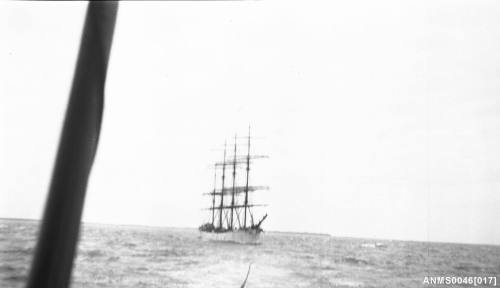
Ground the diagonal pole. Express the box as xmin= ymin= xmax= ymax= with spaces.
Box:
xmin=26 ymin=2 xmax=118 ymax=288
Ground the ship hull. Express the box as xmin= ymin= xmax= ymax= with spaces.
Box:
xmin=200 ymin=229 xmax=262 ymax=245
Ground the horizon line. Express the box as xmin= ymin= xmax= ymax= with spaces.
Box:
xmin=1 ymin=216 xmax=498 ymax=247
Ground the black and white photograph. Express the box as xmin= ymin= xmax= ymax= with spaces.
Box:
xmin=1 ymin=1 xmax=499 ymax=287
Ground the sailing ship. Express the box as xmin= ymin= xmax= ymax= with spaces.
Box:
xmin=199 ymin=129 xmax=268 ymax=244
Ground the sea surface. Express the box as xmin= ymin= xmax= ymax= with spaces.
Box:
xmin=1 ymin=218 xmax=499 ymax=288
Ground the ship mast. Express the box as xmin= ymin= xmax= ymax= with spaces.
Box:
xmin=230 ymin=134 xmax=237 ymax=230
xmin=219 ymin=142 xmax=227 ymax=230
xmin=243 ymin=127 xmax=251 ymax=229
xmin=203 ymin=130 xmax=268 ymax=232
xmin=211 ymin=164 xmax=217 ymax=226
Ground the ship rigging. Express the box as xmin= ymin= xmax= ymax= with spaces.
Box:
xmin=199 ymin=128 xmax=268 ymax=243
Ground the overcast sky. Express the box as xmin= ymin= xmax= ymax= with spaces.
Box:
xmin=1 ymin=1 xmax=500 ymax=245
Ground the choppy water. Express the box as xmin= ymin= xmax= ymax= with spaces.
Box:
xmin=1 ymin=218 xmax=499 ymax=288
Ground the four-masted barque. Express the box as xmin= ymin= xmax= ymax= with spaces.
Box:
xmin=199 ymin=129 xmax=268 ymax=244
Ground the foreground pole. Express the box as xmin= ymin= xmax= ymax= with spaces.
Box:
xmin=26 ymin=2 xmax=117 ymax=287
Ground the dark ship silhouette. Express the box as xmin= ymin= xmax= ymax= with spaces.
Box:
xmin=199 ymin=128 xmax=268 ymax=244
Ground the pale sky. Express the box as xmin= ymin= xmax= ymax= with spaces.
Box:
xmin=1 ymin=1 xmax=500 ymax=245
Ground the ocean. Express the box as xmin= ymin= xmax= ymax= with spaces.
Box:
xmin=1 ymin=218 xmax=499 ymax=288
